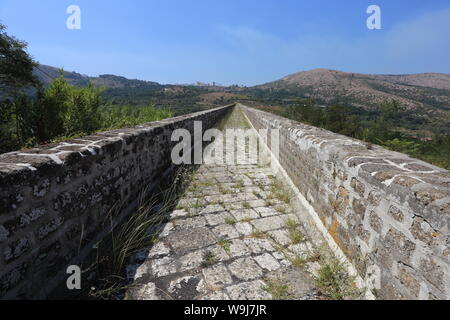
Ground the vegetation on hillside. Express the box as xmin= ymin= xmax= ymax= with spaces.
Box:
xmin=270 ymin=98 xmax=450 ymax=170
xmin=0 ymin=76 xmax=173 ymax=154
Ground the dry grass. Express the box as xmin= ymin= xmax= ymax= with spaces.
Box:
xmin=263 ymin=278 xmax=291 ymax=300
xmin=85 ymin=167 xmax=195 ymax=299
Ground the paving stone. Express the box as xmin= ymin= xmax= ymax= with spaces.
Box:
xmin=180 ymin=249 xmax=205 ymax=271
xmin=228 ymin=239 xmax=251 ymax=257
xmin=254 ymin=253 xmax=281 ymax=271
xmin=272 ymin=251 xmax=292 ymax=267
xmin=251 ymin=216 xmax=286 ymax=232
xmin=133 ymin=263 xmax=149 ymax=280
xmin=173 ymin=216 xmax=207 ymax=229
xmin=177 ymin=198 xmax=206 ymax=209
xmin=234 ymin=193 xmax=259 ymax=202
xmin=165 ymin=227 xmax=217 ymax=254
xmin=255 ymin=207 xmax=280 ymax=217
xmin=147 ymin=241 xmax=171 ymax=258
xmin=167 ymin=275 xmax=203 ymax=300
xmin=212 ymin=224 xmax=240 ymax=239
xmin=170 ymin=209 xmax=188 ymax=219
xmin=228 ymin=257 xmax=263 ymax=281
xmin=247 ymin=199 xmax=267 ymax=207
xmin=202 ymin=263 xmax=233 ymax=287
xmin=243 ymin=238 xmax=276 ymax=254
xmin=204 ymin=244 xmax=231 ymax=262
xmin=268 ymin=229 xmax=292 ymax=246
xmin=151 ymin=256 xmax=178 ymax=277
xmin=230 ymin=208 xmax=260 ymax=220
xmin=235 ymin=222 xmax=254 ymax=236
xmin=204 ymin=212 xmax=234 ymax=226
xmin=226 ymin=280 xmax=272 ymax=300
xmin=199 ymin=205 xmax=225 ymax=215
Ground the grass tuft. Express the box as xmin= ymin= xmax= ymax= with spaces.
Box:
xmin=224 ymin=217 xmax=237 ymax=225
xmin=217 ymin=238 xmax=231 ymax=254
xmin=263 ymin=278 xmax=291 ymax=300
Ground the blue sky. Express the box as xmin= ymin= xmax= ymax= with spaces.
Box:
xmin=1 ymin=0 xmax=450 ymax=85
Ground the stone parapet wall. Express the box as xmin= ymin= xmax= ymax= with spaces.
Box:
xmin=0 ymin=104 xmax=233 ymax=299
xmin=241 ymin=104 xmax=450 ymax=299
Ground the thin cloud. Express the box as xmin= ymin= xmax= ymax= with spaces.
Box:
xmin=216 ymin=7 xmax=450 ymax=80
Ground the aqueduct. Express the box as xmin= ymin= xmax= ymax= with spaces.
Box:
xmin=0 ymin=104 xmax=448 ymax=299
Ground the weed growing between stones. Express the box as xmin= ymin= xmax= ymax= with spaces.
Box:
xmin=286 ymin=218 xmax=304 ymax=245
xmin=249 ymin=230 xmax=266 ymax=239
xmin=312 ymin=249 xmax=364 ymax=300
xmin=201 ymin=250 xmax=218 ymax=267
xmin=240 ymin=217 xmax=253 ymax=223
xmin=268 ymin=179 xmax=293 ymax=204
xmin=262 ymin=277 xmax=291 ymax=300
xmin=79 ymin=167 xmax=197 ymax=300
xmin=217 ymin=238 xmax=231 ymax=254
xmin=224 ymin=217 xmax=237 ymax=225
xmin=290 ymin=254 xmax=307 ymax=269
xmin=233 ymin=180 xmax=244 ymax=189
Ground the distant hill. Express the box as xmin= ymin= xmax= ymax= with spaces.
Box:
xmin=31 ymin=65 xmax=450 ymax=122
xmin=254 ymin=69 xmax=450 ymax=116
xmin=32 ymin=64 xmax=219 ymax=115
xmin=34 ymin=64 xmax=161 ymax=88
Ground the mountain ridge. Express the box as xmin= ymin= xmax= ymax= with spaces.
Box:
xmin=34 ymin=64 xmax=450 ymax=119
xmin=255 ymin=68 xmax=450 ymax=115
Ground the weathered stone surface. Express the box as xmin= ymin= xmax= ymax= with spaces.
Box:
xmin=419 ymin=257 xmax=445 ymax=292
xmin=410 ymin=217 xmax=437 ymax=245
xmin=0 ymin=105 xmax=233 ymax=298
xmin=228 ymin=257 xmax=263 ymax=281
xmin=251 ymin=216 xmax=285 ymax=232
xmin=254 ymin=253 xmax=281 ymax=271
xmin=352 ymin=198 xmax=367 ymax=219
xmin=241 ymin=104 xmax=450 ymax=300
xmin=226 ymin=280 xmax=271 ymax=300
xmin=202 ymin=264 xmax=233 ymax=288
xmin=121 ymin=109 xmax=324 ymax=301
xmin=369 ymin=211 xmax=383 ymax=234
xmin=164 ymin=227 xmax=217 ymax=254
xmin=2 ymin=103 xmax=448 ymax=300
xmin=388 ymin=205 xmax=404 ymax=222
xmin=351 ymin=177 xmax=366 ymax=196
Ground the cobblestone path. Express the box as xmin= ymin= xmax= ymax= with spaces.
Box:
xmin=126 ymin=108 xmax=323 ymax=300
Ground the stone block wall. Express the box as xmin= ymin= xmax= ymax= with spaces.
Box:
xmin=0 ymin=104 xmax=233 ymax=299
xmin=241 ymin=104 xmax=450 ymax=300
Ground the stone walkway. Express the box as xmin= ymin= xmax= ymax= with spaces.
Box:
xmin=126 ymin=109 xmax=323 ymax=300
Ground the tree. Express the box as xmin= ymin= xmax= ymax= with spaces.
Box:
xmin=325 ymin=104 xmax=352 ymax=133
xmin=0 ymin=23 xmax=38 ymax=93
xmin=0 ymin=23 xmax=40 ymax=152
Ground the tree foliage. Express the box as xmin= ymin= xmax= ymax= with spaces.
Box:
xmin=0 ymin=75 xmax=173 ymax=154
xmin=0 ymin=23 xmax=38 ymax=92
xmin=279 ymin=99 xmax=450 ymax=170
